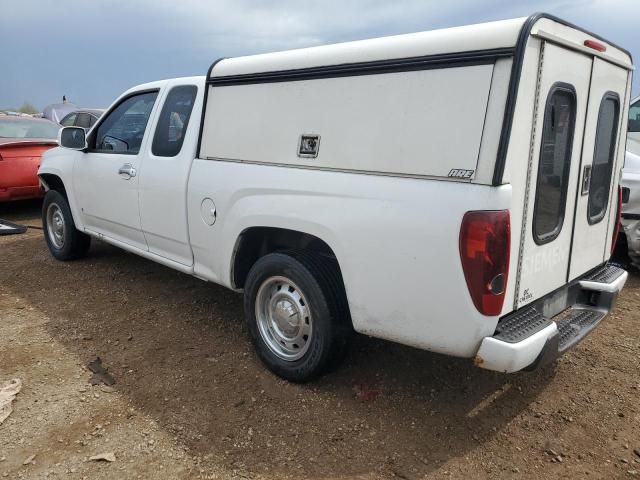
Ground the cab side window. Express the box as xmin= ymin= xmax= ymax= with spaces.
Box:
xmin=151 ymin=85 xmax=197 ymax=157
xmin=93 ymin=91 xmax=158 ymax=154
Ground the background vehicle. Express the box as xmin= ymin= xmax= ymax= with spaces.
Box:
xmin=39 ymin=14 xmax=631 ymax=382
xmin=620 ymin=151 xmax=640 ymax=267
xmin=0 ymin=111 xmax=33 ymax=117
xmin=42 ymin=100 xmax=77 ymax=123
xmin=59 ymin=109 xmax=105 ymax=130
xmin=0 ymin=116 xmax=59 ymax=202
xmin=628 ymin=95 xmax=640 ymax=156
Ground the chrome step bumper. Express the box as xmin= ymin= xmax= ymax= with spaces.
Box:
xmin=475 ymin=263 xmax=627 ymax=373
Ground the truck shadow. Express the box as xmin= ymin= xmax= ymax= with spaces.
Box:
xmin=0 ymin=199 xmax=42 ymax=224
xmin=4 ymin=236 xmax=557 ymax=478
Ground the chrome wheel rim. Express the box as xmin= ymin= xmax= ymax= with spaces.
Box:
xmin=46 ymin=203 xmax=65 ymax=249
xmin=255 ymin=276 xmax=312 ymax=361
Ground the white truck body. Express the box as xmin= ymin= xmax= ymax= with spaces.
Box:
xmin=623 ymin=96 xmax=640 ymax=265
xmin=628 ymin=95 xmax=640 ymax=156
xmin=621 ymin=151 xmax=640 ymax=267
xmin=39 ymin=13 xmax=632 ymax=379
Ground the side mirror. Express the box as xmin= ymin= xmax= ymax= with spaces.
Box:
xmin=59 ymin=126 xmax=87 ymax=150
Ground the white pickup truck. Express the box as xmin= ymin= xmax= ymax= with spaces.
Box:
xmin=39 ymin=13 xmax=632 ymax=382
xmin=621 ymin=151 xmax=640 ymax=267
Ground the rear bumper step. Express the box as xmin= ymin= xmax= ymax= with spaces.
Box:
xmin=475 ymin=263 xmax=627 ymax=373
xmin=557 ymin=309 xmax=606 ymax=352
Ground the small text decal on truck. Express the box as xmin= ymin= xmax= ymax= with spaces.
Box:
xmin=519 ymin=288 xmax=534 ymax=304
xmin=448 ymin=169 xmax=474 ymax=179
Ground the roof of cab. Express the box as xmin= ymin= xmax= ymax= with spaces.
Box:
xmin=122 ymin=76 xmax=206 ymax=96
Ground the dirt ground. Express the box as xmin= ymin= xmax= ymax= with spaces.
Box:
xmin=0 ymin=200 xmax=639 ymax=480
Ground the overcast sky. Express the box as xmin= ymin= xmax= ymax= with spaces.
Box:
xmin=1 ymin=0 xmax=638 ymax=110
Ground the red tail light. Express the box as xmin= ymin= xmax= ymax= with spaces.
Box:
xmin=459 ymin=210 xmax=510 ymax=316
xmin=611 ymin=186 xmax=623 ymax=254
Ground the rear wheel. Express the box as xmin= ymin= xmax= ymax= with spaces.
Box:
xmin=42 ymin=190 xmax=91 ymax=260
xmin=244 ymin=252 xmax=351 ymax=382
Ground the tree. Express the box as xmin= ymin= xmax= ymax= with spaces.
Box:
xmin=17 ymin=102 xmax=39 ymax=115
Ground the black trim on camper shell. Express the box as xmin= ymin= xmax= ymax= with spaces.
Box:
xmin=491 ymin=12 xmax=633 ymax=186
xmin=196 ymin=58 xmax=226 ymax=160
xmin=206 ymin=48 xmax=514 ymax=86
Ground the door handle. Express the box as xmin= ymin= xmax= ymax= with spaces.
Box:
xmin=581 ymin=165 xmax=592 ymax=196
xmin=118 ymin=164 xmax=137 ymax=178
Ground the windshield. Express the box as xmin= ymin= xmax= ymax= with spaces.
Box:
xmin=0 ymin=118 xmax=60 ymax=139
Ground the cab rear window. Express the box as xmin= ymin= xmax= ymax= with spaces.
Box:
xmin=532 ymin=84 xmax=577 ymax=244
xmin=152 ymin=85 xmax=197 ymax=157
xmin=588 ymin=93 xmax=620 ymax=224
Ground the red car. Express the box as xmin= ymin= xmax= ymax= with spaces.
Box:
xmin=0 ymin=116 xmax=60 ymax=202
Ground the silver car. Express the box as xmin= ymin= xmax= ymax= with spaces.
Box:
xmin=59 ymin=109 xmax=104 ymax=130
xmin=629 ymin=95 xmax=640 ymax=157
xmin=621 ymin=150 xmax=640 ymax=268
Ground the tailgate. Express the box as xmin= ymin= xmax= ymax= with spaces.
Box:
xmin=514 ymin=41 xmax=631 ymax=309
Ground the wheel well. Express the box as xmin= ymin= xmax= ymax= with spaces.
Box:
xmin=39 ymin=174 xmax=68 ymax=199
xmin=232 ymin=227 xmax=339 ymax=289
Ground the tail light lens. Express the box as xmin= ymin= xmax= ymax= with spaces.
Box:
xmin=584 ymin=39 xmax=607 ymax=52
xmin=611 ymin=186 xmax=623 ymax=254
xmin=459 ymin=210 xmax=510 ymax=316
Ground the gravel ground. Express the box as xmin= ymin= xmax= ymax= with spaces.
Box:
xmin=0 ymin=200 xmax=639 ymax=480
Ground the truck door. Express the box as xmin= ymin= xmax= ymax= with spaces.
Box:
xmin=137 ymin=84 xmax=200 ymax=266
xmin=515 ymin=43 xmax=590 ymax=307
xmin=568 ymin=58 xmax=628 ymax=279
xmin=74 ymin=90 xmax=159 ymax=250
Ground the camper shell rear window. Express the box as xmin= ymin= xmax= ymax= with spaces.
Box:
xmin=587 ymin=92 xmax=620 ymax=224
xmin=532 ymin=83 xmax=577 ymax=245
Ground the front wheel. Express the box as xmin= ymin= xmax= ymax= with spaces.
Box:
xmin=42 ymin=190 xmax=91 ymax=261
xmin=244 ymin=252 xmax=352 ymax=382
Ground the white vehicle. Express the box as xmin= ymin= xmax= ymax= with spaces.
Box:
xmin=621 ymin=151 xmax=640 ymax=267
xmin=628 ymin=96 xmax=640 ymax=156
xmin=39 ymin=14 xmax=632 ymax=382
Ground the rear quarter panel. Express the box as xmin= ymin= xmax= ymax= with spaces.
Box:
xmin=0 ymin=144 xmax=54 ymax=200
xmin=188 ymin=160 xmax=512 ymax=357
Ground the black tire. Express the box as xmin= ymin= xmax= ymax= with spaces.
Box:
xmin=42 ymin=190 xmax=91 ymax=261
xmin=244 ymin=251 xmax=352 ymax=382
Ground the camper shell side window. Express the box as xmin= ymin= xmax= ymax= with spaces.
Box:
xmin=532 ymin=83 xmax=577 ymax=245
